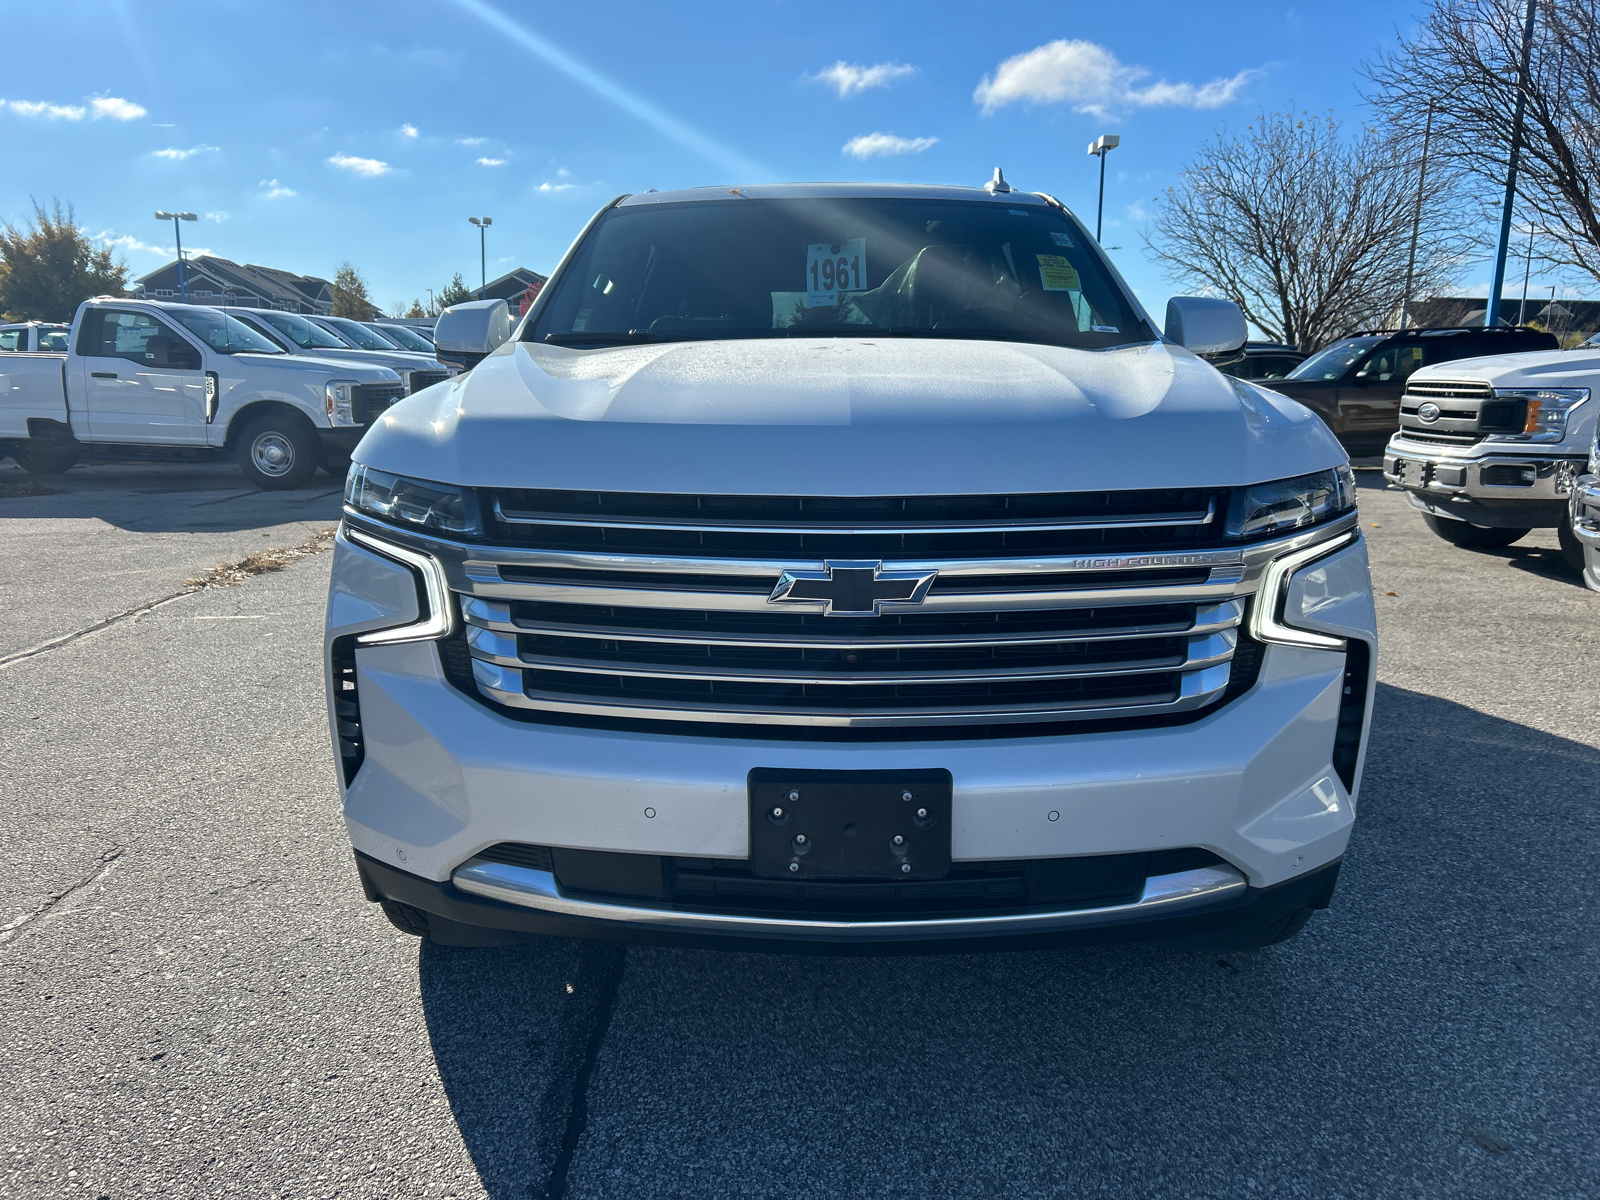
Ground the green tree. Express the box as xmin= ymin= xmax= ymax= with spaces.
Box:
xmin=437 ymin=271 xmax=472 ymax=310
xmin=404 ymin=298 xmax=425 ymax=318
xmin=0 ymin=199 xmax=128 ymax=321
xmin=332 ymin=262 xmax=373 ymax=318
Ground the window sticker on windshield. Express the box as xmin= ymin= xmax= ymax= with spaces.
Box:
xmin=1050 ymin=231 xmax=1076 ymax=248
xmin=805 ymin=238 xmax=866 ymax=307
xmin=1092 ymin=325 xmax=1120 ymax=333
xmin=1036 ymin=255 xmax=1080 ymax=292
xmin=1008 ymin=209 xmax=1029 ymax=216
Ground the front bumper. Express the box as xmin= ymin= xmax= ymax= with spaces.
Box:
xmin=326 ymin=526 xmax=1377 ymax=945
xmin=1570 ymin=474 xmax=1600 ymax=592
xmin=1384 ymin=437 xmax=1584 ymax=528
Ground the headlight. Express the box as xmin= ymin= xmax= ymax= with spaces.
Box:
xmin=325 ymin=379 xmax=357 ymax=425
xmin=1489 ymin=387 xmax=1588 ymax=443
xmin=1226 ymin=465 xmax=1357 ymax=539
xmin=345 ymin=464 xmax=482 ymax=536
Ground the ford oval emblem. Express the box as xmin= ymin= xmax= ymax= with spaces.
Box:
xmin=1417 ymin=401 xmax=1441 ymax=423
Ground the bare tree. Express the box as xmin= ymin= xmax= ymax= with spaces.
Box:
xmin=1146 ymin=112 xmax=1465 ymax=349
xmin=1366 ymin=0 xmax=1600 ymax=288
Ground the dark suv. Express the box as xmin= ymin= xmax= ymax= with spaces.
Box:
xmin=1267 ymin=326 xmax=1559 ymax=456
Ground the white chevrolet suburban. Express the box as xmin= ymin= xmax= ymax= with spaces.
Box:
xmin=0 ymin=298 xmax=408 ymax=488
xmin=328 ymin=182 xmax=1377 ymax=951
xmin=1383 ymin=347 xmax=1598 ymax=573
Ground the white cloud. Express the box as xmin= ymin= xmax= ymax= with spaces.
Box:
xmin=477 ymin=156 xmax=506 ymax=167
xmin=327 ymin=152 xmax=390 ymax=176
xmin=973 ymin=40 xmax=1261 ymax=116
xmin=90 ymin=95 xmax=147 ymax=120
xmin=204 ymin=211 xmax=228 ymax=223
xmin=842 ymin=132 xmax=938 ymax=159
xmin=400 ymin=123 xmax=418 ymax=137
xmin=536 ymin=181 xmax=575 ymax=192
xmin=153 ymin=144 xmax=219 ymax=160
xmin=809 ymin=61 xmax=916 ymax=98
xmin=6 ymin=99 xmax=86 ymax=120
xmin=259 ymin=178 xmax=297 ymax=198
xmin=456 ymin=136 xmax=487 ymax=146
xmin=556 ymin=166 xmax=572 ymax=178
xmin=94 ymin=230 xmax=214 ymax=258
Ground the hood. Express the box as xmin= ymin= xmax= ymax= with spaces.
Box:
xmin=1411 ymin=348 xmax=1600 ymax=389
xmin=280 ymin=346 xmax=442 ymax=373
xmin=236 ymin=353 xmax=401 ymax=384
xmin=354 ymin=337 xmax=1347 ymax=494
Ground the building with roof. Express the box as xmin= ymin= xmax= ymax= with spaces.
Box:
xmin=129 ymin=256 xmax=339 ymax=315
xmin=1403 ymin=295 xmax=1600 ymax=341
xmin=481 ymin=268 xmax=548 ymax=316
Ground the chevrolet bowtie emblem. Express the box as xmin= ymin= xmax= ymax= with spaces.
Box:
xmin=768 ymin=560 xmax=939 ymax=617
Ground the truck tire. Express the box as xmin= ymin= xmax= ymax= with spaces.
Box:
xmin=10 ymin=444 xmax=80 ymax=475
xmin=1557 ymin=514 xmax=1585 ymax=573
xmin=237 ymin=415 xmax=317 ymax=490
xmin=1420 ymin=513 xmax=1529 ymax=549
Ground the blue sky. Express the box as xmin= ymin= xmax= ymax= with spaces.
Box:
xmin=0 ymin=0 xmax=1541 ymax=316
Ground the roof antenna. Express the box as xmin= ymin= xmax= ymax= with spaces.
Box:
xmin=985 ymin=168 xmax=1012 ymax=194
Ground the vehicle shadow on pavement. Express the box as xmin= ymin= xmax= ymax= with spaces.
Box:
xmin=0 ymin=462 xmax=344 ymax=533
xmin=417 ymin=683 xmax=1600 ymax=1199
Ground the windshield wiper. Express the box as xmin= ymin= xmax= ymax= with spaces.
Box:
xmin=544 ymin=330 xmax=652 ymax=346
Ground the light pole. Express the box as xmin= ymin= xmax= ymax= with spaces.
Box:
xmin=154 ymin=211 xmax=198 ymax=301
xmin=1486 ymin=0 xmax=1539 ymax=327
xmin=1087 ymin=134 xmax=1120 ymax=243
xmin=469 ymin=216 xmax=493 ymax=300
xmin=427 ymin=288 xmax=436 ymax=317
xmin=1518 ymin=223 xmax=1536 ymax=326
xmin=1398 ymin=100 xmax=1435 ymax=331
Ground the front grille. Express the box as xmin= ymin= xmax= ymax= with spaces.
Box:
xmin=435 ymin=487 xmax=1270 ymax=736
xmin=406 ymin=369 xmax=448 ymax=394
xmin=470 ymin=841 xmax=1225 ymax=919
xmin=1398 ymin=378 xmax=1522 ymax=445
xmin=352 ymin=383 xmax=406 ymax=425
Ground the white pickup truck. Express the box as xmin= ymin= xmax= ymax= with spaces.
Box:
xmin=329 ymin=182 xmax=1377 ymax=954
xmin=0 ymin=298 xmax=408 ymax=488
xmin=1383 ymin=347 xmax=1598 ymax=572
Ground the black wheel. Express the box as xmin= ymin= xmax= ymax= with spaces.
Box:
xmin=1421 ymin=513 xmax=1530 ymax=549
xmin=1558 ymin=514 xmax=1586 ymax=573
xmin=237 ymin=415 xmax=317 ymax=490
xmin=10 ymin=444 xmax=79 ymax=475
xmin=320 ymin=452 xmax=352 ymax=478
xmin=378 ymin=899 xmax=431 ymax=938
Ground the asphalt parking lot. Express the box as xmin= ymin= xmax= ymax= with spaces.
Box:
xmin=1 ymin=460 xmax=1596 ymax=1199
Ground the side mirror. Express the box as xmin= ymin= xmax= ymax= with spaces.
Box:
xmin=433 ymin=299 xmax=511 ymax=370
xmin=1165 ymin=296 xmax=1247 ymax=356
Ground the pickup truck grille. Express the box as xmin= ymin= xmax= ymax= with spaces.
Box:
xmin=442 ymin=487 xmax=1261 ymax=736
xmin=353 ymin=383 xmax=406 ymax=425
xmin=1398 ymin=379 xmax=1519 ymax=446
xmin=406 ymin=369 xmax=449 ymax=394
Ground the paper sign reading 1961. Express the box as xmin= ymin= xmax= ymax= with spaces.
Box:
xmin=1037 ymin=255 xmax=1081 ymax=292
xmin=806 ymin=239 xmax=866 ymax=306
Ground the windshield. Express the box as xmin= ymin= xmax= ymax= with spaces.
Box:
xmin=171 ymin=307 xmax=282 ymax=354
xmin=323 ymin=316 xmax=401 ymax=350
xmin=373 ymin=324 xmax=434 ymax=351
xmin=529 ymin=197 xmax=1151 ymax=349
xmin=1286 ymin=336 xmax=1381 ymax=381
xmin=252 ymin=309 xmax=348 ymax=350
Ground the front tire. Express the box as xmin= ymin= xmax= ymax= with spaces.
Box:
xmin=1558 ymin=514 xmax=1585 ymax=573
xmin=10 ymin=444 xmax=80 ymax=475
xmin=237 ymin=416 xmax=317 ymax=490
xmin=1421 ymin=513 xmax=1529 ymax=549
